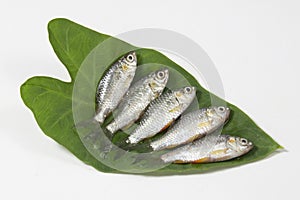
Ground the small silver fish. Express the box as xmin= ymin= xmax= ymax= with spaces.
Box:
xmin=94 ymin=52 xmax=137 ymax=123
xmin=106 ymin=68 xmax=169 ymax=134
xmin=127 ymin=86 xmax=196 ymax=144
xmin=151 ymin=106 xmax=230 ymax=151
xmin=161 ymin=134 xmax=253 ymax=163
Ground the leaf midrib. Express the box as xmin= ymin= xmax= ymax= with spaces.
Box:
xmin=49 ymin=27 xmax=79 ymax=80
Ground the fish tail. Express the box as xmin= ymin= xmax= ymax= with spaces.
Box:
xmin=160 ymin=153 xmax=173 ymax=163
xmin=106 ymin=121 xmax=118 ymax=134
xmin=94 ymin=106 xmax=110 ymax=123
xmin=127 ymin=135 xmax=140 ymax=144
xmin=150 ymin=141 xmax=161 ymax=151
xmin=94 ymin=112 xmax=105 ymax=123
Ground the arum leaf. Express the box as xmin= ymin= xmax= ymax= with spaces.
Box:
xmin=20 ymin=18 xmax=281 ymax=175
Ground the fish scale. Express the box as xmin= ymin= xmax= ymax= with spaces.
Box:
xmin=151 ymin=106 xmax=230 ymax=151
xmin=127 ymin=86 xmax=196 ymax=144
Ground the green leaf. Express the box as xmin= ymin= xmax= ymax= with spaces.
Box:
xmin=20 ymin=18 xmax=281 ymax=175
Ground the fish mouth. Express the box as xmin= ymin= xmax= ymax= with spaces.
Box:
xmin=129 ymin=51 xmax=136 ymax=56
xmin=224 ymin=107 xmax=231 ymax=123
xmin=242 ymin=141 xmax=254 ymax=154
xmin=163 ymin=69 xmax=169 ymax=84
xmin=248 ymin=141 xmax=254 ymax=150
xmin=163 ymin=68 xmax=169 ymax=75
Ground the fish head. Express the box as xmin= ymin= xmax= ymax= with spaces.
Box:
xmin=209 ymin=106 xmax=230 ymax=123
xmin=174 ymin=86 xmax=196 ymax=105
xmin=149 ymin=68 xmax=169 ymax=96
xmin=226 ymin=136 xmax=253 ymax=155
xmin=122 ymin=51 xmax=137 ymax=67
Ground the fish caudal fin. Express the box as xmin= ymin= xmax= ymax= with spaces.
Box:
xmin=150 ymin=141 xmax=163 ymax=151
xmin=127 ymin=135 xmax=140 ymax=144
xmin=94 ymin=107 xmax=110 ymax=123
xmin=94 ymin=113 xmax=105 ymax=123
xmin=106 ymin=121 xmax=118 ymax=134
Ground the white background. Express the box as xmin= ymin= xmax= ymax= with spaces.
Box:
xmin=1 ymin=0 xmax=299 ymax=199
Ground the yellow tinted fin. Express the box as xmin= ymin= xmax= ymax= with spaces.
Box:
xmin=185 ymin=134 xmax=202 ymax=144
xmin=169 ymin=105 xmax=181 ymax=113
xmin=173 ymin=160 xmax=188 ymax=164
xmin=160 ymin=120 xmax=174 ymax=131
xmin=210 ymin=148 xmax=228 ymax=156
xmin=197 ymin=121 xmax=210 ymax=128
xmin=191 ymin=157 xmax=211 ymax=164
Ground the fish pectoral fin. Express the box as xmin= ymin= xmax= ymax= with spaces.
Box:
xmin=197 ymin=121 xmax=210 ymax=128
xmin=168 ymin=105 xmax=182 ymax=113
xmin=149 ymin=82 xmax=157 ymax=90
xmin=191 ymin=149 xmax=229 ymax=164
xmin=164 ymin=143 xmax=179 ymax=150
xmin=210 ymin=148 xmax=228 ymax=156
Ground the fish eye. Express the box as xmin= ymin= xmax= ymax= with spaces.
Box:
xmin=157 ymin=71 xmax=165 ymax=79
xmin=126 ymin=54 xmax=134 ymax=62
xmin=218 ymin=106 xmax=225 ymax=112
xmin=241 ymin=138 xmax=248 ymax=145
xmin=185 ymin=87 xmax=192 ymax=93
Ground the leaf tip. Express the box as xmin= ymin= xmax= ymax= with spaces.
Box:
xmin=20 ymin=79 xmax=28 ymax=99
xmin=20 ymin=83 xmax=31 ymax=111
xmin=48 ymin=18 xmax=71 ymax=32
xmin=278 ymin=145 xmax=285 ymax=150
